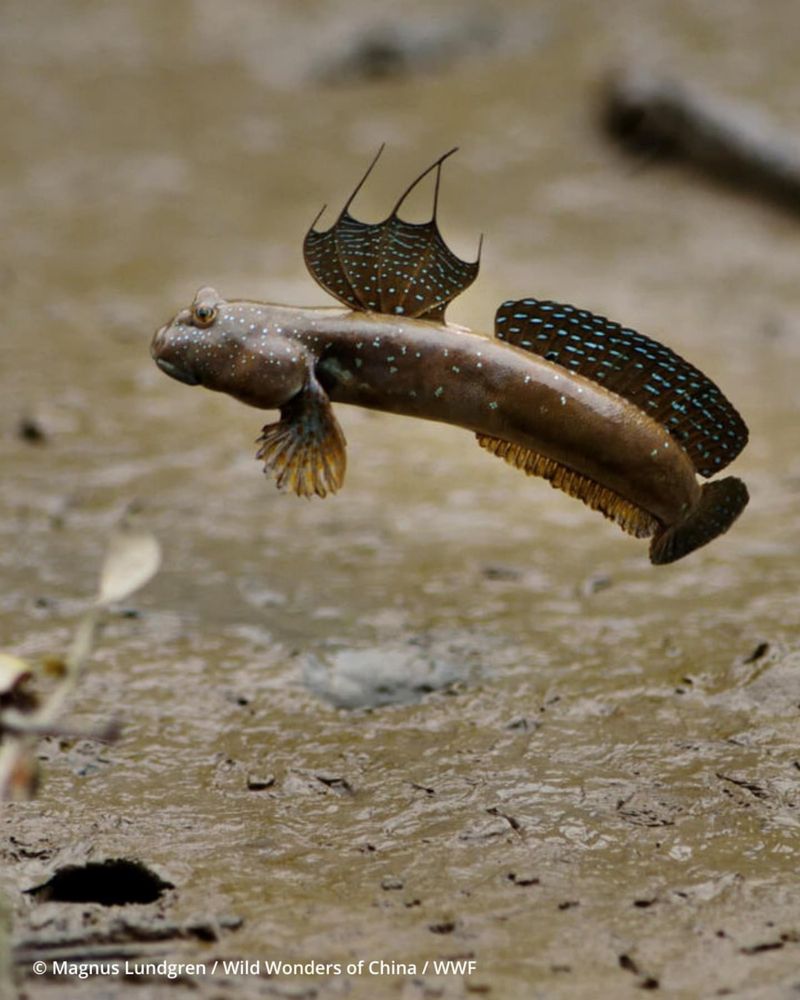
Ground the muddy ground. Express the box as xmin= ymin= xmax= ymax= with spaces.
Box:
xmin=1 ymin=1 xmax=799 ymax=998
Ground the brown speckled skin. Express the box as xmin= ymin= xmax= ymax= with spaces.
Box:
xmin=151 ymin=289 xmax=701 ymax=527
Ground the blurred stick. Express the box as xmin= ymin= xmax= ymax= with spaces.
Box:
xmin=0 ymin=521 xmax=161 ymax=801
xmin=601 ymin=69 xmax=800 ymax=214
xmin=0 ymin=894 xmax=10 ymax=1000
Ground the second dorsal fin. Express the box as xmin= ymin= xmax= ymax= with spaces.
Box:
xmin=304 ymin=148 xmax=480 ymax=322
xmin=494 ymin=297 xmax=748 ymax=478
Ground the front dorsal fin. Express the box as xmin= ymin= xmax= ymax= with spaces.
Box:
xmin=303 ymin=149 xmax=480 ymax=321
xmin=494 ymin=297 xmax=748 ymax=478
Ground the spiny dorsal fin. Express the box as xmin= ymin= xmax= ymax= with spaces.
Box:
xmin=494 ymin=297 xmax=748 ymax=478
xmin=477 ymin=434 xmax=660 ymax=539
xmin=304 ymin=148 xmax=480 ymax=321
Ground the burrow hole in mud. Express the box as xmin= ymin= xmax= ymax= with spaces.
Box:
xmin=26 ymin=859 xmax=173 ymax=906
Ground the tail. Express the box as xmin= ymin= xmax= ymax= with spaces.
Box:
xmin=649 ymin=477 xmax=749 ymax=565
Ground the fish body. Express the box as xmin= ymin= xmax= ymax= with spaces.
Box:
xmin=154 ymin=299 xmax=698 ymax=528
xmin=151 ymin=150 xmax=749 ymax=563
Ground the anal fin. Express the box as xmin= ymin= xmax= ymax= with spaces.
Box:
xmin=477 ymin=433 xmax=660 ymax=539
xmin=256 ymin=368 xmax=347 ymax=499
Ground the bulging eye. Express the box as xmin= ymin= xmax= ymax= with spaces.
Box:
xmin=192 ymin=303 xmax=217 ymax=327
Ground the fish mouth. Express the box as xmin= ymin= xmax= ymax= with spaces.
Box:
xmin=155 ymin=357 xmax=200 ymax=386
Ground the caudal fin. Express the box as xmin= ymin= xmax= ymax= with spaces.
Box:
xmin=649 ymin=477 xmax=749 ymax=565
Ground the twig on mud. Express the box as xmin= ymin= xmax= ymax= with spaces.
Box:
xmin=601 ymin=68 xmax=800 ymax=214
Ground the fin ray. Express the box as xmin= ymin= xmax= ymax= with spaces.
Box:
xmin=477 ymin=433 xmax=660 ymax=539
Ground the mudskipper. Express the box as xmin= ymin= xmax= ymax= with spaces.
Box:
xmin=152 ymin=149 xmax=749 ymax=564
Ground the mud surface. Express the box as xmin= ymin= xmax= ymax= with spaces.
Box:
xmin=2 ymin=2 xmax=800 ymax=998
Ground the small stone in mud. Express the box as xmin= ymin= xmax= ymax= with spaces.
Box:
xmin=743 ymin=641 xmax=770 ymax=664
xmin=507 ymin=872 xmax=540 ymax=887
xmin=482 ymin=563 xmax=522 ymax=581
xmin=381 ymin=875 xmax=405 ymax=891
xmin=315 ymin=773 xmax=354 ymax=794
xmin=224 ymin=690 xmax=251 ymax=707
xmin=506 ymin=717 xmax=538 ymax=732
xmin=486 ymin=806 xmax=522 ymax=832
xmin=429 ymin=920 xmax=456 ymax=934
xmin=17 ymin=416 xmax=47 ymax=443
xmin=459 ymin=816 xmax=510 ymax=842
xmin=320 ymin=16 xmax=498 ymax=83
xmin=185 ymin=919 xmax=218 ymax=942
xmin=247 ymin=774 xmax=275 ymax=791
xmin=581 ymin=572 xmax=613 ymax=595
xmin=716 ymin=771 xmax=769 ymax=800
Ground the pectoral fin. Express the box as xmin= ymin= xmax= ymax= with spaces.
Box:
xmin=256 ymin=366 xmax=346 ymax=499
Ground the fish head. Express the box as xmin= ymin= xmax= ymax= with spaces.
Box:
xmin=151 ymin=287 xmax=307 ymax=409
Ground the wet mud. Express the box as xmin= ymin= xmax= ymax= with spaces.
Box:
xmin=2 ymin=1 xmax=800 ymax=998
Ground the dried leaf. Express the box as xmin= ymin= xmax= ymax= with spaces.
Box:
xmin=0 ymin=742 xmax=39 ymax=801
xmin=96 ymin=527 xmax=161 ymax=607
xmin=0 ymin=655 xmax=31 ymax=697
